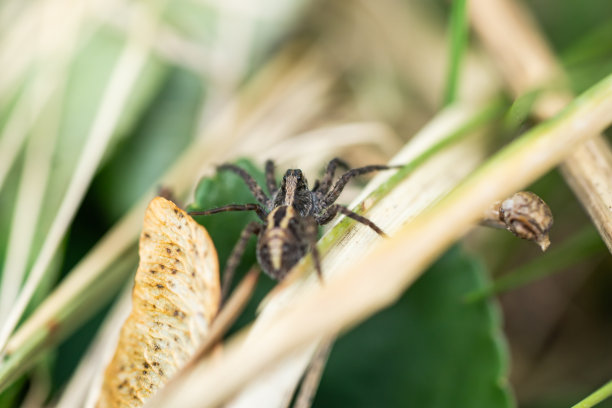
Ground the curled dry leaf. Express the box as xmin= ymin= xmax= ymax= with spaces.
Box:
xmin=96 ymin=197 xmax=220 ymax=408
xmin=484 ymin=191 xmax=554 ymax=251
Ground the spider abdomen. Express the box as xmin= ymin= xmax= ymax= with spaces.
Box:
xmin=256 ymin=206 xmax=308 ymax=280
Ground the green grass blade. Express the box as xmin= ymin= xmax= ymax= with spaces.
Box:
xmin=465 ymin=226 xmax=606 ymax=302
xmin=572 ymin=380 xmax=612 ymax=408
xmin=443 ymin=0 xmax=469 ymax=106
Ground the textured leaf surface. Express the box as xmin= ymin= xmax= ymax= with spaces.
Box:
xmin=96 ymin=197 xmax=220 ymax=407
xmin=189 ymin=159 xmax=276 ymax=330
xmin=316 ymin=246 xmax=513 ymax=408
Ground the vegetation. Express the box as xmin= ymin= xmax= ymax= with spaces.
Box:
xmin=0 ymin=0 xmax=611 ymax=407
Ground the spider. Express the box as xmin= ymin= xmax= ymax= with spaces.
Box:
xmin=189 ymin=158 xmax=398 ymax=299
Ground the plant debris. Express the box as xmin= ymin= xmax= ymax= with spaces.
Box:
xmin=95 ymin=197 xmax=220 ymax=408
xmin=483 ymin=191 xmax=554 ymax=251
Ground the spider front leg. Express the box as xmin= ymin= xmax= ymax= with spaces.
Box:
xmin=189 ymin=203 xmax=267 ymax=221
xmin=220 ymin=221 xmax=262 ymax=303
xmin=322 ymin=164 xmax=399 ymax=207
xmin=319 ymin=204 xmax=387 ymax=237
xmin=313 ymin=158 xmax=350 ymax=195
xmin=218 ymin=163 xmax=271 ymax=207
xmin=265 ymin=160 xmax=277 ymax=196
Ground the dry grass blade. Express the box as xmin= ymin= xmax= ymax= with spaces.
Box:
xmin=194 ymin=101 xmax=501 ymax=408
xmin=0 ymin=47 xmax=337 ymax=393
xmin=292 ymin=339 xmax=334 ymax=408
xmin=56 ymin=284 xmax=134 ymax=408
xmin=469 ymin=0 xmax=612 ymax=252
xmin=95 ymin=197 xmax=220 ymax=407
xmin=0 ymin=1 xmax=88 ymax=190
xmin=0 ymin=2 xmax=163 ymax=354
xmin=0 ymin=101 xmax=63 ymax=317
xmin=148 ymin=70 xmax=612 ymax=408
xmin=185 ymin=267 xmax=260 ymax=369
xmin=223 ymin=105 xmax=498 ymax=408
xmin=149 ymin=100 xmax=498 ymax=407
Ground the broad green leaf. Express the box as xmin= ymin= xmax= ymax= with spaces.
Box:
xmin=316 ymin=246 xmax=513 ymax=408
xmin=188 ymin=158 xmax=276 ymax=328
xmin=189 ymin=158 xmax=266 ymax=272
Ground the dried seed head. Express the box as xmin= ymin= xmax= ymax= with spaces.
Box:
xmin=96 ymin=197 xmax=220 ymax=408
xmin=498 ymin=191 xmax=554 ymax=251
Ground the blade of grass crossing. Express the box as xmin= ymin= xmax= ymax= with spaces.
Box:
xmin=571 ymin=380 xmax=612 ymax=408
xmin=443 ymin=0 xmax=469 ymax=106
xmin=0 ymin=2 xmax=165 ymax=355
xmin=464 ymin=226 xmax=606 ymax=301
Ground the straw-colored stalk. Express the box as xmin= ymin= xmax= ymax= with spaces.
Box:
xmin=0 ymin=2 xmax=165 ymax=355
xmin=469 ymin=0 xmax=612 ymax=252
xmin=221 ymin=2 xmax=507 ymax=403
xmin=220 ymin=100 xmax=499 ymax=408
xmin=148 ymin=70 xmax=612 ymax=408
xmin=0 ymin=47 xmax=401 ymax=392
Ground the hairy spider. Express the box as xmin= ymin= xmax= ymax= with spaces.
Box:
xmin=189 ymin=158 xmax=398 ymax=299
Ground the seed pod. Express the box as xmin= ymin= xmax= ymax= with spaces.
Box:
xmin=485 ymin=191 xmax=553 ymax=251
xmin=96 ymin=197 xmax=220 ymax=408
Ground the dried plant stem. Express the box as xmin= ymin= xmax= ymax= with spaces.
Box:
xmin=186 ymin=267 xmax=261 ymax=368
xmin=0 ymin=49 xmax=337 ymax=393
xmin=469 ymin=0 xmax=612 ymax=252
xmin=293 ymin=339 xmax=333 ymax=408
xmin=0 ymin=3 xmax=163 ymax=355
xmin=0 ymin=65 xmax=68 ymax=320
xmin=0 ymin=249 xmax=138 ymax=392
xmin=56 ymin=284 xmax=133 ymax=408
xmin=218 ymin=102 xmax=500 ymax=408
xmin=150 ymin=100 xmax=498 ymax=407
xmin=149 ymin=71 xmax=612 ymax=408
xmin=0 ymin=1 xmax=88 ymax=190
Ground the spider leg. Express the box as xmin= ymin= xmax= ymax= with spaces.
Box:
xmin=218 ymin=163 xmax=270 ymax=207
xmin=313 ymin=158 xmax=350 ymax=195
xmin=321 ymin=204 xmax=388 ymax=237
xmin=322 ymin=165 xmax=398 ymax=207
xmin=304 ymin=217 xmax=323 ymax=280
xmin=220 ymin=221 xmax=262 ymax=303
xmin=189 ymin=203 xmax=267 ymax=221
xmin=265 ymin=160 xmax=277 ymax=196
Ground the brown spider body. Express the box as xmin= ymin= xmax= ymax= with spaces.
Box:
xmin=190 ymin=159 xmax=399 ymax=301
xmin=257 ymin=205 xmax=309 ymax=280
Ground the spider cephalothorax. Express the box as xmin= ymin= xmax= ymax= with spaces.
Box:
xmin=273 ymin=169 xmax=313 ymax=216
xmin=190 ymin=158 xmax=398 ymax=300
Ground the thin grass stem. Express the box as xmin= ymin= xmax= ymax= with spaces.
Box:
xmin=571 ymin=380 xmax=612 ymax=408
xmin=443 ymin=0 xmax=469 ymax=106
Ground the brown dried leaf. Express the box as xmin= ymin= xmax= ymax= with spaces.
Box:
xmin=96 ymin=197 xmax=220 ymax=408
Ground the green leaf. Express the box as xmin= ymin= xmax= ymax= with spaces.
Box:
xmin=189 ymin=158 xmax=266 ymax=272
xmin=443 ymin=0 xmax=468 ymax=106
xmin=188 ymin=158 xmax=276 ymax=328
xmin=316 ymin=246 xmax=513 ymax=408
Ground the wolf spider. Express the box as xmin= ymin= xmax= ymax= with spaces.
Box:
xmin=190 ymin=158 xmax=398 ymax=299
